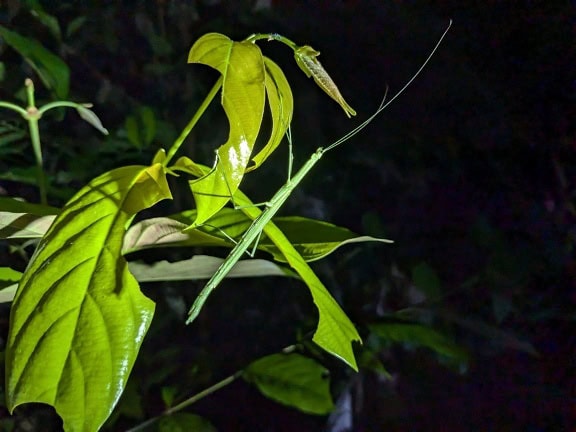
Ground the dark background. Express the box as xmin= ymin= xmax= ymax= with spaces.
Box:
xmin=0 ymin=1 xmax=574 ymax=431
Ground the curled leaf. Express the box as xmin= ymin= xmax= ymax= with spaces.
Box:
xmin=294 ymin=45 xmax=356 ymax=117
xmin=76 ymin=104 xmax=109 ymax=135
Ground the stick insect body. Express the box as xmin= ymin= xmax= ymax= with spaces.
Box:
xmin=187 ymin=21 xmax=452 ymax=324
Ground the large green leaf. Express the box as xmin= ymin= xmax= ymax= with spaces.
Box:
xmin=0 ymin=25 xmax=70 ymax=98
xmin=243 ymin=353 xmax=334 ymax=415
xmin=187 ymin=33 xmax=266 ymax=227
xmin=5 ymin=163 xmax=172 ymax=432
xmin=124 ymin=208 xmax=390 ymax=264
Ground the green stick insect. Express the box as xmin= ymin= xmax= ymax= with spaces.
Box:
xmin=187 ymin=21 xmax=452 ymax=324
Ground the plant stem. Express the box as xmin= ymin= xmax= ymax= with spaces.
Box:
xmin=245 ymin=33 xmax=299 ymax=51
xmin=167 ymin=370 xmax=242 ymax=415
xmin=0 ymin=101 xmax=28 ymax=116
xmin=24 ymin=79 xmax=48 ymax=205
xmin=163 ymin=77 xmax=223 ymax=167
xmin=125 ymin=370 xmax=242 ymax=432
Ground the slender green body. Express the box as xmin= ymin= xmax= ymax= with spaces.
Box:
xmin=186 ymin=149 xmax=324 ymax=324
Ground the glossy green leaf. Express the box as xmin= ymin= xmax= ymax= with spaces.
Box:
xmin=6 ymin=163 xmax=172 ymax=432
xmin=233 ymin=190 xmax=361 ymax=370
xmin=0 ymin=25 xmax=70 ymax=98
xmin=129 ymin=255 xmax=294 ymax=282
xmin=0 ymin=267 xmax=21 ymax=290
xmin=257 ymin=216 xmax=392 ymax=262
xmin=125 ymin=208 xmax=390 ymax=263
xmin=187 ymin=32 xmax=266 ymax=227
xmin=157 ymin=413 xmax=216 ymax=432
xmin=369 ymin=322 xmax=469 ymax=362
xmin=243 ymin=353 xmax=334 ymax=415
xmin=247 ymin=57 xmax=293 ymax=171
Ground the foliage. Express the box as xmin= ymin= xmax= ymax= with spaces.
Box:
xmin=1 ymin=2 xmax=571 ymax=431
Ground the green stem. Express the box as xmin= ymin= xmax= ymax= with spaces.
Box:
xmin=244 ymin=33 xmax=299 ymax=51
xmin=24 ymin=79 xmax=48 ymax=205
xmin=38 ymin=100 xmax=85 ymax=115
xmin=0 ymin=101 xmax=28 ymax=116
xmin=125 ymin=370 xmax=242 ymax=432
xmin=167 ymin=371 xmax=242 ymax=414
xmin=163 ymin=77 xmax=223 ymax=167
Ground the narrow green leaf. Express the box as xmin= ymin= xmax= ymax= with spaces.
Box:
xmin=6 ymin=163 xmax=172 ymax=432
xmin=243 ymin=353 xmax=334 ymax=415
xmin=187 ymin=33 xmax=266 ymax=227
xmin=234 ymin=191 xmax=361 ymax=370
xmin=25 ymin=0 xmax=62 ymax=42
xmin=257 ymin=216 xmax=392 ymax=262
xmin=0 ymin=25 xmax=70 ymax=98
xmin=125 ymin=115 xmax=140 ymax=147
xmin=0 ymin=197 xmax=59 ymax=216
xmin=411 ymin=262 xmax=442 ymax=299
xmin=369 ymin=322 xmax=469 ymax=362
xmin=0 ymin=267 xmax=21 ymax=289
xmin=66 ymin=16 xmax=87 ymax=38
xmin=247 ymin=57 xmax=293 ymax=171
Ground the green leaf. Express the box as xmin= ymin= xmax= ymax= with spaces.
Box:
xmin=124 ymin=107 xmax=155 ymax=148
xmin=233 ymin=191 xmax=361 ymax=370
xmin=66 ymin=16 xmax=87 ymax=38
xmin=0 ymin=212 xmax=55 ymax=239
xmin=411 ymin=262 xmax=442 ymax=299
xmin=257 ymin=216 xmax=392 ymax=262
xmin=129 ymin=255 xmax=295 ymax=282
xmin=173 ymin=159 xmax=361 ymax=369
xmin=0 ymin=25 xmax=70 ymax=98
xmin=369 ymin=322 xmax=469 ymax=362
xmin=186 ymin=33 xmax=266 ymax=227
xmin=157 ymin=413 xmax=216 ymax=432
xmin=0 ymin=197 xmax=59 ymax=216
xmin=243 ymin=353 xmax=334 ymax=415
xmin=127 ymin=208 xmax=391 ymax=262
xmin=0 ymin=267 xmax=21 ymax=289
xmin=6 ymin=163 xmax=172 ymax=432
xmin=24 ymin=0 xmax=62 ymax=42
xmin=247 ymin=57 xmax=293 ymax=171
